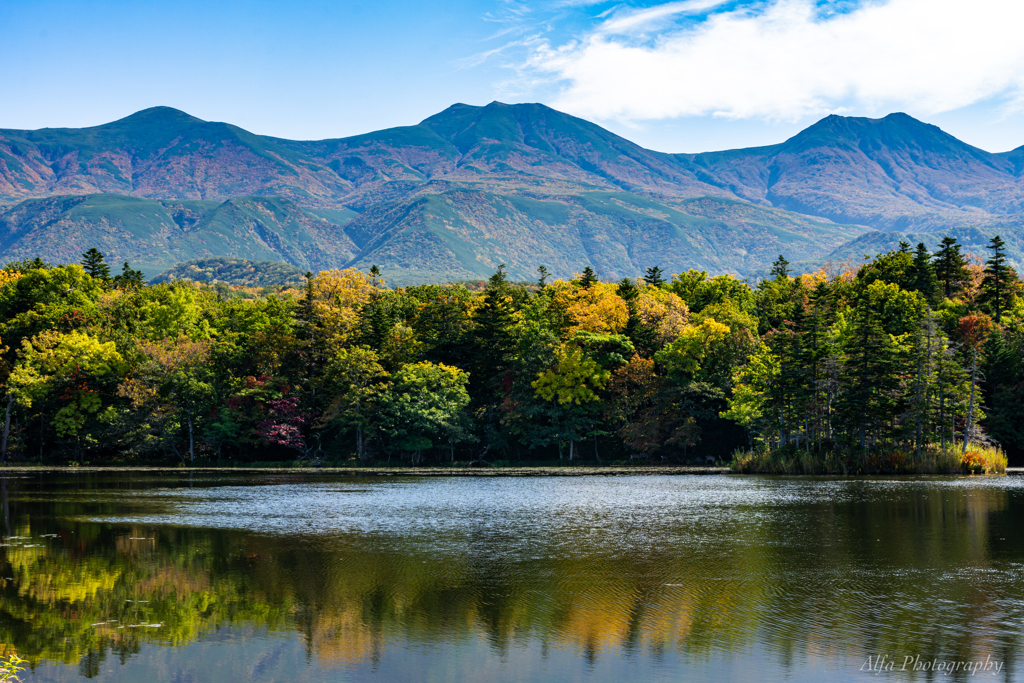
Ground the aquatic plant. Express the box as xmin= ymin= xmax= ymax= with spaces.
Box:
xmin=731 ymin=443 xmax=1008 ymax=475
xmin=0 ymin=654 xmax=25 ymax=682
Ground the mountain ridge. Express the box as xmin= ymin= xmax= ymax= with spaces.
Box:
xmin=1 ymin=103 xmax=1022 ymax=283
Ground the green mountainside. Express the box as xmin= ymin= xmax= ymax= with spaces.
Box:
xmin=151 ymin=257 xmax=307 ymax=287
xmin=0 ymin=194 xmax=357 ymax=277
xmin=340 ymin=190 xmax=865 ymax=284
xmin=1 ymin=103 xmax=1023 ymax=282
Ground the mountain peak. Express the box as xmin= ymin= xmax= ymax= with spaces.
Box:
xmin=781 ymin=110 xmax=973 ymax=156
xmin=106 ymin=106 xmax=205 ymax=127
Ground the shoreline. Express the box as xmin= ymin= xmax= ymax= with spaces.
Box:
xmin=0 ymin=465 xmax=732 ymax=476
xmin=1 ymin=465 xmax=1018 ymax=475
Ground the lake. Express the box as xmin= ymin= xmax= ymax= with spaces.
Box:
xmin=1 ymin=471 xmax=1021 ymax=682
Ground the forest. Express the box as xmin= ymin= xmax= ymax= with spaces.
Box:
xmin=0 ymin=236 xmax=1020 ymax=473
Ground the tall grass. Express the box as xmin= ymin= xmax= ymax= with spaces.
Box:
xmin=731 ymin=444 xmax=1007 ymax=475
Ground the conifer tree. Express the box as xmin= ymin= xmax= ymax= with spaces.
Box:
xmin=617 ymin=277 xmax=654 ymax=355
xmin=933 ymin=237 xmax=970 ymax=299
xmin=979 ymin=235 xmax=1018 ymax=322
xmin=769 ymin=255 xmax=790 ymax=279
xmin=537 ymin=265 xmax=550 ymax=289
xmin=112 ymin=262 xmax=145 ymax=290
xmin=81 ymin=248 xmax=111 ymax=280
xmin=643 ymin=266 xmax=666 ymax=288
xmin=579 ymin=267 xmax=598 ymax=289
xmin=838 ymin=283 xmax=905 ymax=456
xmin=906 ymin=243 xmax=939 ymax=304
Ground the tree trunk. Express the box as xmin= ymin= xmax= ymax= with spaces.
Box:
xmin=939 ymin=385 xmax=946 ymax=450
xmin=188 ymin=411 xmax=195 ymax=463
xmin=569 ymin=439 xmax=575 ymax=461
xmin=1 ymin=395 xmax=13 ymax=463
xmin=778 ymin=407 xmax=785 ymax=447
xmin=355 ymin=400 xmax=364 ymax=459
xmin=963 ymin=348 xmax=978 ymax=455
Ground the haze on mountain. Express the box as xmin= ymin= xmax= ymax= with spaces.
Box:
xmin=0 ymin=102 xmax=1020 ymax=283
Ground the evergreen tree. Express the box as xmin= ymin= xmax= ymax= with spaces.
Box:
xmin=956 ymin=315 xmax=994 ymax=452
xmin=905 ymin=243 xmax=939 ymax=304
xmin=979 ymin=235 xmax=1018 ymax=322
xmin=643 ymin=266 xmax=666 ymax=288
xmin=578 ymin=267 xmax=598 ymax=289
xmin=769 ymin=255 xmax=790 ymax=279
xmin=81 ymin=248 xmax=111 ymax=280
xmin=112 ymin=262 xmax=145 ymax=290
xmin=472 ymin=265 xmax=522 ymax=428
xmin=537 ymin=265 xmax=550 ymax=289
xmin=933 ymin=237 xmax=970 ymax=299
xmin=837 ymin=283 xmax=907 ymax=456
xmin=617 ymin=277 xmax=655 ymax=355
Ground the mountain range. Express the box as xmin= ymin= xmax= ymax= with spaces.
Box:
xmin=1 ymin=103 xmax=1021 ymax=283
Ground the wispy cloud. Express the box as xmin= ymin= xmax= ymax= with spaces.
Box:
xmin=595 ymin=0 xmax=729 ymax=35
xmin=525 ymin=0 xmax=1024 ymax=122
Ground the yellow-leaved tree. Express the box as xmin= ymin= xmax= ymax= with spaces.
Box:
xmin=9 ymin=330 xmax=125 ymax=451
xmin=550 ymin=280 xmax=628 ymax=337
xmin=311 ymin=268 xmax=377 ymax=345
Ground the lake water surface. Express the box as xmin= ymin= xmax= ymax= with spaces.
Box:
xmin=1 ymin=472 xmax=1022 ymax=682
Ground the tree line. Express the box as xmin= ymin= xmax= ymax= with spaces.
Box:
xmin=0 ymin=237 xmax=1020 ymax=468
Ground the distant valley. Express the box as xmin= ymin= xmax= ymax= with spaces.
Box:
xmin=1 ymin=103 xmax=1021 ymax=282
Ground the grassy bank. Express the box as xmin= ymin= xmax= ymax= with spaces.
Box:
xmin=731 ymin=444 xmax=1008 ymax=475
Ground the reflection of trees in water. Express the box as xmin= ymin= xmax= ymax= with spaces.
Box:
xmin=0 ymin=476 xmax=1021 ymax=673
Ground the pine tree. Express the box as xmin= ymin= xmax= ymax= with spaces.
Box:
xmin=906 ymin=243 xmax=939 ymax=304
xmin=979 ymin=235 xmax=1019 ymax=322
xmin=769 ymin=255 xmax=790 ymax=279
xmin=81 ymin=248 xmax=111 ymax=280
xmin=838 ymin=285 xmax=904 ymax=457
xmin=643 ymin=266 xmax=666 ymax=288
xmin=112 ymin=262 xmax=145 ymax=290
xmin=617 ymin=277 xmax=654 ymax=354
xmin=933 ymin=237 xmax=970 ymax=300
xmin=537 ymin=265 xmax=550 ymax=289
xmin=578 ymin=267 xmax=598 ymax=289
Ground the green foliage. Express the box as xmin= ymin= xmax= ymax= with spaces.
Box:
xmin=0 ymin=243 xmax=1017 ymax=467
xmin=80 ymin=248 xmax=110 ymax=281
xmin=0 ymin=654 xmax=25 ymax=682
xmin=934 ymin=236 xmax=971 ymax=300
xmin=153 ymin=258 xmax=307 ymax=288
xmin=378 ymin=361 xmax=471 ymax=458
xmin=979 ymin=235 xmax=1021 ymax=322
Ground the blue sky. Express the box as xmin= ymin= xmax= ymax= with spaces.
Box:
xmin=3 ymin=0 xmax=1024 ymax=153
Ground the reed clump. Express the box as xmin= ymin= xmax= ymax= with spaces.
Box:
xmin=731 ymin=444 xmax=1007 ymax=475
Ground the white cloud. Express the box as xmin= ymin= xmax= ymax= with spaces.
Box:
xmin=595 ymin=0 xmax=729 ymax=35
xmin=527 ymin=0 xmax=1024 ymax=122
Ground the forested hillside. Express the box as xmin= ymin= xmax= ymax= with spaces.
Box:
xmin=0 ymin=236 xmax=1020 ymax=470
xmin=152 ymin=257 xmax=307 ymax=288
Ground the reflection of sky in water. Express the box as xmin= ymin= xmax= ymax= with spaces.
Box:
xmin=9 ymin=474 xmax=1024 ymax=682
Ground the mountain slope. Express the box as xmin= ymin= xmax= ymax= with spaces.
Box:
xmin=152 ymin=257 xmax=307 ymax=287
xmin=0 ymin=194 xmax=357 ymax=276
xmin=338 ymin=190 xmax=866 ymax=284
xmin=0 ymin=107 xmax=354 ymax=206
xmin=679 ymin=113 xmax=1021 ymax=231
xmin=2 ymin=104 xmax=1024 ymax=282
